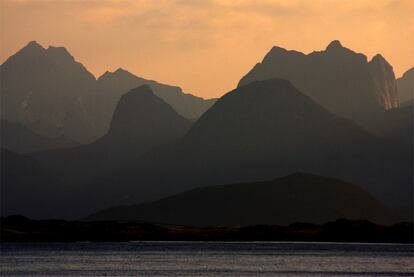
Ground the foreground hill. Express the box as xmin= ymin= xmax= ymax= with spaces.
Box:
xmin=89 ymin=173 xmax=398 ymax=226
xmin=0 ymin=120 xmax=77 ymax=153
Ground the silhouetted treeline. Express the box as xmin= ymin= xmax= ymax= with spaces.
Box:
xmin=1 ymin=215 xmax=412 ymax=243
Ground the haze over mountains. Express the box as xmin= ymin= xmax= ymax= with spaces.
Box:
xmin=31 ymin=85 xmax=192 ymax=189
xmin=0 ymin=119 xmax=77 ymax=154
xmin=397 ymin=67 xmax=414 ymax=104
xmin=89 ymin=173 xmax=397 ymax=226
xmin=80 ymin=78 xmax=411 ymax=219
xmin=239 ymin=41 xmax=400 ymax=125
xmin=0 ymin=41 xmax=214 ymax=143
xmin=0 ymin=40 xmax=412 ymax=226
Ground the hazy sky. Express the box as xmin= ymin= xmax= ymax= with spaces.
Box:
xmin=1 ymin=0 xmax=413 ymax=98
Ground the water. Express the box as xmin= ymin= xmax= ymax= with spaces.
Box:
xmin=1 ymin=241 xmax=413 ymax=276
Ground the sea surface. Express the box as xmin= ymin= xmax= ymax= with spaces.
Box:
xmin=1 ymin=241 xmax=413 ymax=276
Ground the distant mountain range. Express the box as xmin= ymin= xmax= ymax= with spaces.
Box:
xmin=1 ymin=41 xmax=412 ymax=225
xmin=238 ymin=41 xmax=399 ymax=125
xmin=113 ymin=79 xmax=410 ymax=214
xmin=88 ymin=173 xmax=398 ymax=226
xmin=39 ymin=78 xmax=409 ymax=220
xmin=0 ymin=41 xmax=214 ymax=143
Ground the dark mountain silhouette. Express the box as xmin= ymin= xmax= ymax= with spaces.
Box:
xmin=0 ymin=149 xmax=64 ymax=219
xmin=84 ymin=79 xmax=411 ymax=220
xmin=238 ymin=41 xmax=399 ymax=125
xmin=360 ymin=104 xmax=413 ymax=145
xmin=0 ymin=120 xmax=77 ymax=153
xmin=0 ymin=41 xmax=97 ymax=143
xmin=397 ymin=67 xmax=414 ymax=103
xmin=95 ymin=68 xmax=215 ymax=136
xmin=32 ymin=85 xmax=192 ymax=199
xmin=101 ymin=85 xmax=192 ymax=154
xmin=88 ymin=173 xmax=398 ymax=226
xmin=0 ymin=41 xmax=214 ymax=142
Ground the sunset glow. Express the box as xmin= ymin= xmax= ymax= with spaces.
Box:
xmin=1 ymin=0 xmax=413 ymax=98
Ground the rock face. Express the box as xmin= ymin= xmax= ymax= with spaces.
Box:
xmin=0 ymin=41 xmax=214 ymax=143
xmin=238 ymin=41 xmax=399 ymax=124
xmin=397 ymin=67 xmax=414 ymax=104
xmin=88 ymin=173 xmax=398 ymax=226
xmin=368 ymin=54 xmax=399 ymax=109
xmin=0 ymin=41 xmax=96 ymax=143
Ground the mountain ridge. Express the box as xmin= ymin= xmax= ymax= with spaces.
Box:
xmin=88 ymin=172 xmax=398 ymax=226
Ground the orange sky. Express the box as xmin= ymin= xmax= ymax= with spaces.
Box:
xmin=1 ymin=0 xmax=413 ymax=98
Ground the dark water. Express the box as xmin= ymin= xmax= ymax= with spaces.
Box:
xmin=1 ymin=241 xmax=413 ymax=276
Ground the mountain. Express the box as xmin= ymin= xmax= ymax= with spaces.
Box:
xmin=94 ymin=68 xmax=215 ymax=136
xmin=368 ymin=54 xmax=399 ymax=109
xmin=86 ymin=79 xmax=411 ymax=219
xmin=101 ymin=84 xmax=192 ymax=154
xmin=0 ymin=42 xmax=214 ymax=142
xmin=397 ymin=67 xmax=414 ymax=103
xmin=32 ymin=85 xmax=192 ymax=199
xmin=0 ymin=41 xmax=97 ymax=143
xmin=238 ymin=41 xmax=399 ymax=125
xmin=88 ymin=173 xmax=398 ymax=226
xmin=0 ymin=120 xmax=77 ymax=153
xmin=0 ymin=148 xmax=65 ymax=219
xmin=360 ymin=104 xmax=413 ymax=145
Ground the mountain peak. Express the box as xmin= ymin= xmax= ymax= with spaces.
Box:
xmin=326 ymin=40 xmax=343 ymax=50
xmin=370 ymin=54 xmax=385 ymax=63
xmin=268 ymin=45 xmax=289 ymax=55
xmin=46 ymin=46 xmax=73 ymax=58
xmin=114 ymin=67 xmax=129 ymax=74
xmin=26 ymin=40 xmax=44 ymax=49
xmin=107 ymin=85 xmax=191 ymax=145
xmin=46 ymin=46 xmax=75 ymax=65
xmin=16 ymin=41 xmax=46 ymax=56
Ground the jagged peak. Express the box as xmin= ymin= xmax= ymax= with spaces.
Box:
xmin=46 ymin=46 xmax=73 ymax=57
xmin=326 ymin=40 xmax=343 ymax=50
xmin=369 ymin=54 xmax=394 ymax=71
xmin=269 ymin=45 xmax=289 ymax=54
xmin=370 ymin=54 xmax=388 ymax=64
xmin=17 ymin=41 xmax=46 ymax=55
xmin=46 ymin=46 xmax=75 ymax=63
xmin=114 ymin=67 xmax=129 ymax=74
xmin=98 ymin=67 xmax=137 ymax=80
xmin=263 ymin=45 xmax=305 ymax=62
xmin=25 ymin=40 xmax=44 ymax=49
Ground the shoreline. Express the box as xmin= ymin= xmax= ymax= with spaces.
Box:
xmin=2 ymin=215 xmax=413 ymax=244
